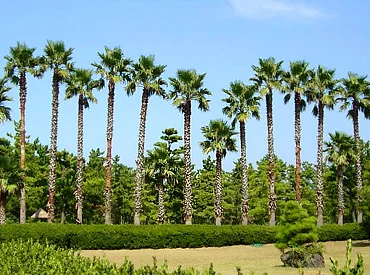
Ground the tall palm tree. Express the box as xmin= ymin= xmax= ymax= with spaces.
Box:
xmin=0 ymin=78 xmax=12 ymax=124
xmin=41 ymin=41 xmax=74 ymax=223
xmin=169 ymin=69 xmax=211 ymax=225
xmin=4 ymin=42 xmax=40 ymax=224
xmin=337 ymin=73 xmax=370 ymax=223
xmin=126 ymin=55 xmax=167 ymax=225
xmin=282 ymin=61 xmax=312 ymax=203
xmin=92 ymin=46 xmax=131 ymax=224
xmin=324 ymin=131 xmax=355 ymax=225
xmin=65 ymin=68 xmax=101 ymax=224
xmin=222 ymin=81 xmax=260 ymax=225
xmin=250 ymin=57 xmax=284 ymax=226
xmin=307 ymin=65 xmax=337 ymax=226
xmin=200 ymin=119 xmax=237 ymax=226
xmin=145 ymin=142 xmax=182 ymax=224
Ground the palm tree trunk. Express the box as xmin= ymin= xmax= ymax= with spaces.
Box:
xmin=61 ymin=203 xmax=66 ymax=224
xmin=316 ymin=100 xmax=324 ymax=226
xmin=19 ymin=71 xmax=27 ymax=224
xmin=0 ymin=197 xmax=6 ymax=225
xmin=104 ymin=79 xmax=115 ymax=225
xmin=337 ymin=164 xmax=344 ymax=225
xmin=48 ymin=72 xmax=60 ymax=223
xmin=75 ymin=94 xmax=84 ymax=224
xmin=240 ymin=121 xmax=248 ymax=225
xmin=134 ymin=88 xmax=149 ymax=225
xmin=183 ymin=100 xmax=193 ymax=225
xmin=352 ymin=104 xmax=363 ymax=223
xmin=294 ymin=92 xmax=301 ymax=203
xmin=215 ymin=149 xmax=223 ymax=226
xmin=266 ymin=93 xmax=277 ymax=226
xmin=157 ymin=177 xmax=165 ymax=224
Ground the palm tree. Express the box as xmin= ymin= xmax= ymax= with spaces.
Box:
xmin=307 ymin=65 xmax=337 ymax=226
xmin=169 ymin=69 xmax=211 ymax=225
xmin=282 ymin=61 xmax=312 ymax=203
xmin=222 ymin=81 xmax=260 ymax=225
xmin=65 ymin=68 xmax=101 ymax=224
xmin=126 ymin=55 xmax=167 ymax=225
xmin=145 ymin=142 xmax=182 ymax=224
xmin=92 ymin=46 xmax=131 ymax=224
xmin=4 ymin=42 xmax=40 ymax=224
xmin=200 ymin=119 xmax=237 ymax=225
xmin=0 ymin=78 xmax=12 ymax=124
xmin=41 ymin=40 xmax=74 ymax=223
xmin=337 ymin=73 xmax=370 ymax=223
xmin=324 ymin=131 xmax=355 ymax=225
xmin=250 ymin=57 xmax=284 ymax=226
xmin=0 ymin=154 xmax=18 ymax=225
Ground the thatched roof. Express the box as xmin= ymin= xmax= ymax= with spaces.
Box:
xmin=31 ymin=208 xmax=48 ymax=219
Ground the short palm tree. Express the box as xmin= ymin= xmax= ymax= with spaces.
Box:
xmin=0 ymin=155 xmax=18 ymax=225
xmin=200 ymin=119 xmax=237 ymax=225
xmin=324 ymin=131 xmax=355 ymax=225
xmin=92 ymin=46 xmax=131 ymax=224
xmin=145 ymin=142 xmax=182 ymax=224
xmin=282 ymin=61 xmax=312 ymax=203
xmin=169 ymin=69 xmax=211 ymax=225
xmin=4 ymin=42 xmax=40 ymax=224
xmin=0 ymin=78 xmax=12 ymax=124
xmin=126 ymin=55 xmax=167 ymax=225
xmin=337 ymin=72 xmax=370 ymax=223
xmin=41 ymin=40 xmax=74 ymax=223
xmin=250 ymin=57 xmax=284 ymax=226
xmin=222 ymin=81 xmax=260 ymax=225
xmin=65 ymin=68 xmax=101 ymax=224
xmin=307 ymin=65 xmax=337 ymax=226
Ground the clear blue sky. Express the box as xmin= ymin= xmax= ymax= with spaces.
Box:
xmin=1 ymin=0 xmax=369 ymax=171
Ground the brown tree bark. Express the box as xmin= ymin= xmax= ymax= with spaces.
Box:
xmin=215 ymin=149 xmax=223 ymax=226
xmin=133 ymin=88 xmax=149 ymax=225
xmin=266 ymin=93 xmax=277 ymax=226
xmin=48 ymin=71 xmax=60 ymax=223
xmin=19 ymin=71 xmax=27 ymax=224
xmin=104 ymin=79 xmax=115 ymax=225
xmin=183 ymin=100 xmax=193 ymax=225
xmin=337 ymin=164 xmax=344 ymax=225
xmin=240 ymin=121 xmax=249 ymax=225
xmin=316 ymin=100 xmax=324 ymax=226
xmin=75 ymin=94 xmax=84 ymax=224
xmin=294 ymin=92 xmax=302 ymax=203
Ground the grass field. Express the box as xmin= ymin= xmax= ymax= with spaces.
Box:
xmin=81 ymin=240 xmax=370 ymax=275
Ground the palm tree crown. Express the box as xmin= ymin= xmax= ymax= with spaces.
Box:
xmin=200 ymin=119 xmax=237 ymax=157
xmin=0 ymin=78 xmax=12 ymax=124
xmin=222 ymin=81 xmax=261 ymax=126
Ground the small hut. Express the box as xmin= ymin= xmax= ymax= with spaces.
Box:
xmin=31 ymin=208 xmax=48 ymax=219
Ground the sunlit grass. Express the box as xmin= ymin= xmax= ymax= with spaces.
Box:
xmin=81 ymin=240 xmax=370 ymax=275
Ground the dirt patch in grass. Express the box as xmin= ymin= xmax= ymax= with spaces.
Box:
xmin=81 ymin=240 xmax=370 ymax=275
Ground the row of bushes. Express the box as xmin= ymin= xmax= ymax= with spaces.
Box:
xmin=0 ymin=223 xmax=368 ymax=250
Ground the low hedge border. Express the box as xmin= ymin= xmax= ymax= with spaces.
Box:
xmin=0 ymin=223 xmax=367 ymax=250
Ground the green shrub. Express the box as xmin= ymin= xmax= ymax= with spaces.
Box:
xmin=275 ymin=201 xmax=318 ymax=251
xmin=0 ymin=223 xmax=367 ymax=250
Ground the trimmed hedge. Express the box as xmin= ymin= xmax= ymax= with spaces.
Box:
xmin=0 ymin=223 xmax=367 ymax=250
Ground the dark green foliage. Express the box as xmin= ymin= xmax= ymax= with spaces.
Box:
xmin=0 ymin=223 xmax=367 ymax=250
xmin=275 ymin=201 xmax=318 ymax=251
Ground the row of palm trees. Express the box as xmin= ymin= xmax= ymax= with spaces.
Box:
xmin=0 ymin=41 xmax=369 ymax=226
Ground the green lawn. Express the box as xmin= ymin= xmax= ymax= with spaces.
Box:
xmin=81 ymin=240 xmax=370 ymax=275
